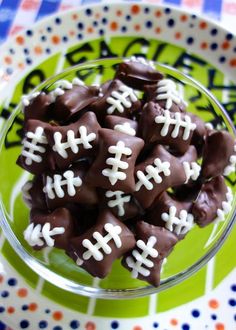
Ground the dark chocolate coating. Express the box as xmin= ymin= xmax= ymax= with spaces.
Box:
xmin=122 ymin=221 xmax=177 ymax=286
xmin=201 ymin=130 xmax=236 ymax=179
xmin=139 ymin=102 xmax=195 ymax=155
xmin=189 ymin=113 xmax=207 ymax=156
xmin=86 ymin=128 xmax=144 ymax=192
xmin=134 ymin=145 xmax=187 ymax=209
xmin=17 ymin=119 xmax=55 ymax=175
xmin=67 ymin=209 xmax=136 ymax=278
xmin=29 ymin=207 xmax=76 ymax=250
xmin=45 ymin=112 xmax=100 ymax=170
xmin=43 ymin=161 xmax=98 ymax=210
xmin=146 ymin=191 xmax=193 ymax=239
xmin=24 ymin=93 xmax=52 ymax=123
xmin=177 ymin=145 xmax=198 ymax=163
xmin=51 ymin=85 xmax=98 ymax=122
xmin=115 ymin=60 xmax=163 ymax=90
xmin=22 ymin=175 xmax=47 ymax=210
xmin=88 ymin=79 xmax=141 ymax=123
xmin=143 ymin=84 xmax=186 ymax=113
xmin=192 ymin=176 xmax=228 ymax=227
xmin=105 ymin=115 xmax=138 ymax=136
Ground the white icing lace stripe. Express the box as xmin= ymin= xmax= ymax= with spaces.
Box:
xmin=21 ymin=78 xmax=85 ymax=105
xmin=106 ymin=85 xmax=138 ymax=114
xmin=102 ymin=141 xmax=132 ymax=185
xmin=125 ymin=56 xmax=155 ymax=69
xmin=155 ymin=110 xmax=196 ymax=141
xmin=21 ymin=92 xmax=41 ymax=106
xmin=114 ymin=122 xmax=136 ymax=136
xmin=223 ymin=144 xmax=236 ymax=176
xmin=52 ymin=126 xmax=96 ymax=159
xmin=22 ymin=127 xmax=48 ymax=165
xmin=156 ymin=79 xmax=184 ymax=110
xmin=183 ymin=162 xmax=201 ymax=183
xmin=43 ymin=170 xmax=82 ymax=199
xmin=161 ymin=206 xmax=194 ymax=235
xmin=24 ymin=222 xmax=65 ymax=247
xmin=135 ymin=158 xmax=171 ymax=191
xmin=126 ymin=236 xmax=158 ymax=278
xmin=81 ymin=223 xmax=122 ymax=262
xmin=216 ymin=187 xmax=233 ymax=222
xmin=105 ymin=190 xmax=131 ymax=216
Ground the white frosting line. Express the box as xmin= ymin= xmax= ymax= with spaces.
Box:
xmin=21 ymin=77 xmax=85 ymax=105
xmin=24 ymin=222 xmax=65 ymax=247
xmin=105 ymin=190 xmax=131 ymax=216
xmin=224 ymin=144 xmax=236 ymax=176
xmin=43 ymin=170 xmax=82 ymax=199
xmin=135 ymin=158 xmax=171 ymax=192
xmin=102 ymin=141 xmax=132 ymax=186
xmin=161 ymin=206 xmax=194 ymax=235
xmin=114 ymin=122 xmax=136 ymax=136
xmin=183 ymin=161 xmax=201 ymax=183
xmin=52 ymin=126 xmax=96 ymax=159
xmin=156 ymin=79 xmax=183 ymax=110
xmin=124 ymin=56 xmax=155 ymax=69
xmin=106 ymin=85 xmax=138 ymax=114
xmin=216 ymin=187 xmax=233 ymax=222
xmin=155 ymin=110 xmax=196 ymax=141
xmin=82 ymin=223 xmax=122 ymax=261
xmin=126 ymin=236 xmax=158 ymax=278
xmin=22 ymin=126 xmax=48 ymax=165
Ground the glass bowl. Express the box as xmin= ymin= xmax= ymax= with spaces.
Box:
xmin=0 ymin=58 xmax=235 ymax=299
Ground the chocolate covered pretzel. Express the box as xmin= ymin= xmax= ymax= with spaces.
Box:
xmin=122 ymin=221 xmax=177 ymax=286
xmin=17 ymin=119 xmax=55 ymax=175
xmin=86 ymin=128 xmax=144 ymax=192
xmin=139 ymin=102 xmax=196 ymax=154
xmin=134 ymin=145 xmax=200 ymax=209
xmin=24 ymin=207 xmax=75 ymax=250
xmin=67 ymin=209 xmax=136 ymax=278
xmin=88 ymin=79 xmax=141 ymax=122
xmin=45 ymin=112 xmax=100 ymax=169
xmin=43 ymin=161 xmax=98 ymax=210
xmin=115 ymin=56 xmax=163 ymax=90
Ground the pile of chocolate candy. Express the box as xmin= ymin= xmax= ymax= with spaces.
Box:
xmin=17 ymin=57 xmax=235 ymax=286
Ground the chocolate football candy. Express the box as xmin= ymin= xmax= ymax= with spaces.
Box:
xmin=134 ymin=145 xmax=200 ymax=209
xmin=17 ymin=119 xmax=55 ymax=175
xmin=88 ymin=79 xmax=141 ymax=123
xmin=122 ymin=221 xmax=177 ymax=286
xmin=105 ymin=115 xmax=138 ymax=137
xmin=146 ymin=191 xmax=194 ymax=238
xmin=192 ymin=176 xmax=233 ymax=227
xmin=23 ymin=92 xmax=53 ymax=123
xmin=67 ymin=209 xmax=136 ymax=278
xmin=51 ymin=81 xmax=99 ymax=122
xmin=45 ymin=112 xmax=100 ymax=169
xmin=144 ymin=79 xmax=187 ymax=113
xmin=201 ymin=130 xmax=236 ymax=179
xmin=86 ymin=128 xmax=144 ymax=192
xmin=139 ymin=102 xmax=196 ymax=155
xmin=22 ymin=175 xmax=47 ymax=210
xmin=24 ymin=207 xmax=76 ymax=250
xmin=43 ymin=161 xmax=98 ymax=210
xmin=115 ymin=57 xmax=163 ymax=90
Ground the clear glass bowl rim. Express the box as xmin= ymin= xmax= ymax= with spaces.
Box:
xmin=0 ymin=58 xmax=235 ymax=299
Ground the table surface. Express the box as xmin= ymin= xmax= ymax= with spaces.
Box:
xmin=0 ymin=1 xmax=236 ymax=330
